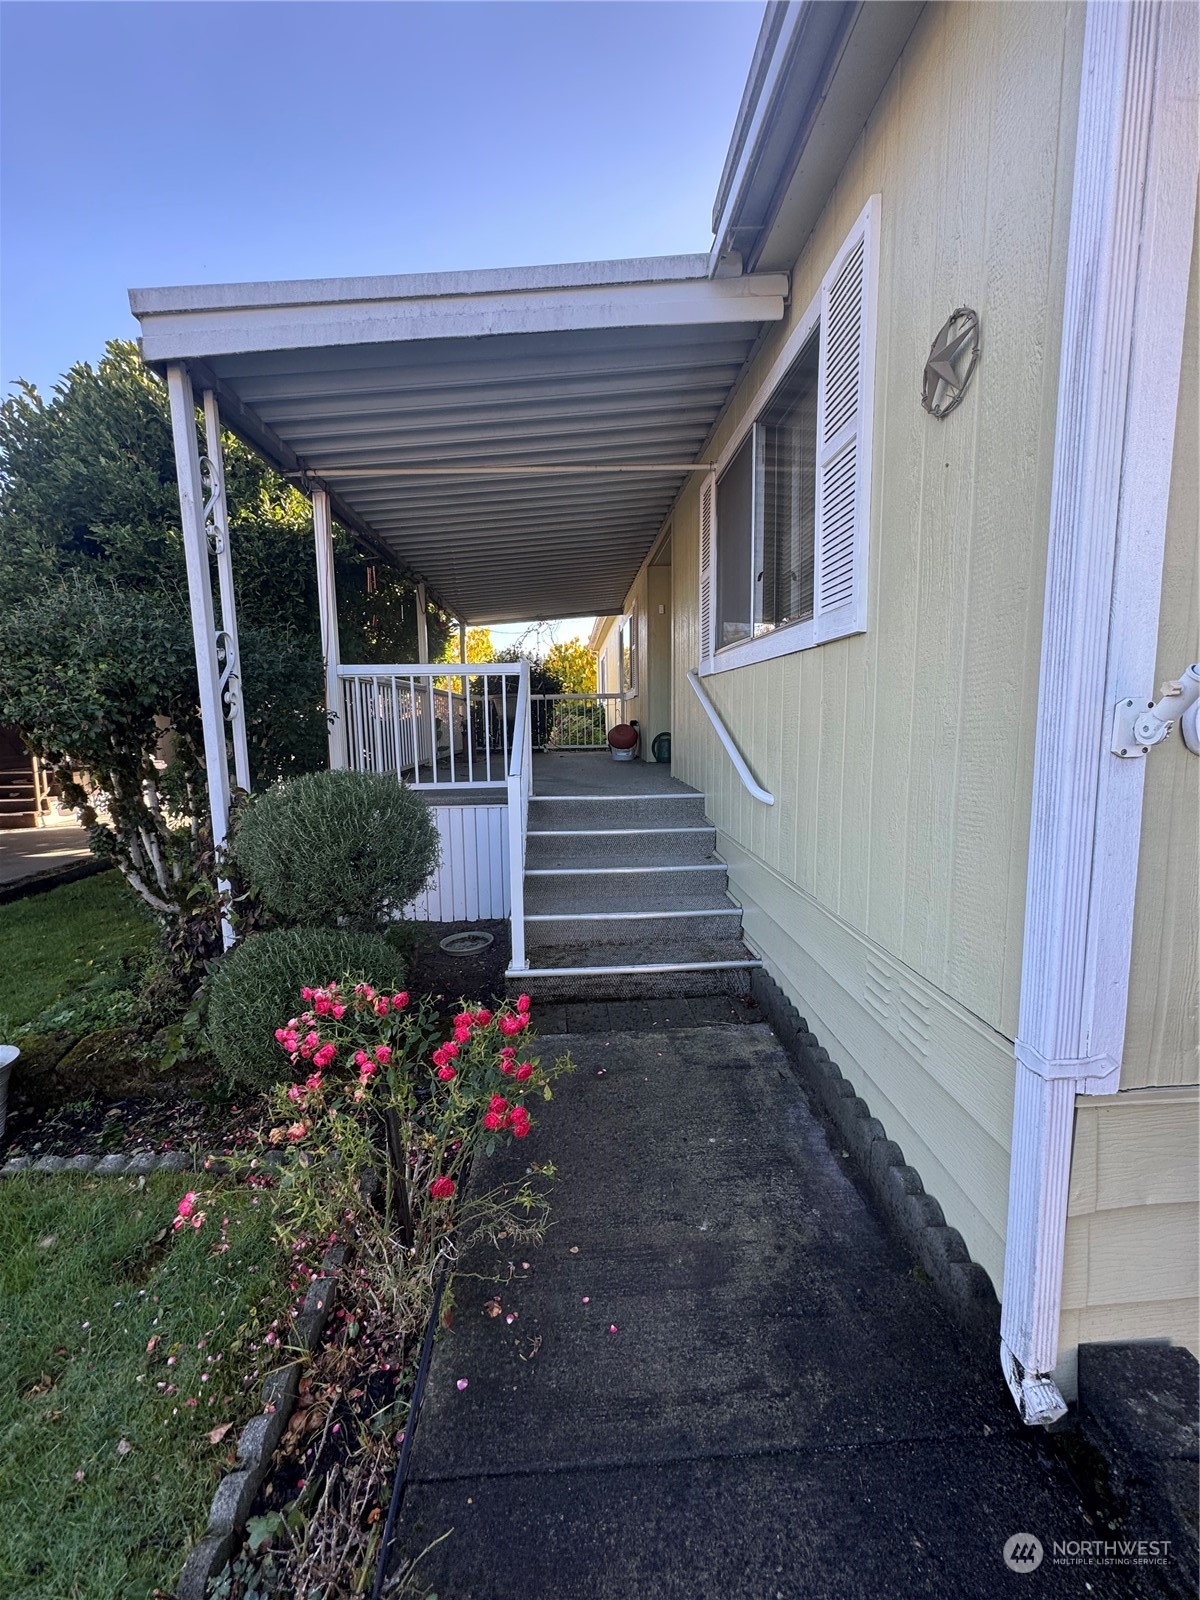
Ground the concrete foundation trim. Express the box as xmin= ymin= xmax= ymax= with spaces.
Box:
xmin=749 ymin=967 xmax=1001 ymax=1347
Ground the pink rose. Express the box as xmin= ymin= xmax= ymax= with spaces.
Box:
xmin=437 ymin=1064 xmax=457 ymax=1081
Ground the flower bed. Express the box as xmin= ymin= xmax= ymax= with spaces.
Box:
xmin=182 ymin=983 xmax=571 ymax=1598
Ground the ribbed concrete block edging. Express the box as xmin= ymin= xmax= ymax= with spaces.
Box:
xmin=0 ymin=1151 xmax=279 ymax=1180
xmin=748 ymin=968 xmax=1002 ymax=1347
xmin=174 ymin=1241 xmax=348 ymax=1600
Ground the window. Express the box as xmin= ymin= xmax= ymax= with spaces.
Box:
xmin=700 ymin=196 xmax=878 ymax=674
xmin=619 ymin=607 xmax=637 ymax=695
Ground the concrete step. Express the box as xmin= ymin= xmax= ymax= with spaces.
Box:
xmin=528 ymin=793 xmax=708 ymax=830
xmin=507 ymin=937 xmax=761 ymax=1002
xmin=525 ymin=906 xmax=744 ymax=951
xmin=524 ymin=863 xmax=729 ymax=913
xmin=525 ymin=826 xmax=716 ymax=869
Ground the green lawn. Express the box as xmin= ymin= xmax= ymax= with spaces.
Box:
xmin=0 ymin=1173 xmax=290 ymax=1600
xmin=0 ymin=871 xmax=157 ymax=1032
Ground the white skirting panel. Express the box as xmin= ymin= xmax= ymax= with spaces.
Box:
xmin=403 ymin=805 xmax=510 ymax=921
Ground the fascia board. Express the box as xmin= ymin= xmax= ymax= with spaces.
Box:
xmin=134 ymin=275 xmax=789 ymax=364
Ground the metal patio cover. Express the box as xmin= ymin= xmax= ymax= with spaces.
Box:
xmin=130 ymin=258 xmax=787 ymax=624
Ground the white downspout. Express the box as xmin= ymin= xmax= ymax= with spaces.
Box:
xmin=166 ymin=364 xmax=235 ymax=950
xmin=1001 ymin=0 xmax=1199 ymax=1425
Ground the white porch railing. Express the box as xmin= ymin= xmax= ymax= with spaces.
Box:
xmin=531 ymin=692 xmax=626 ymax=749
xmin=507 ymin=660 xmax=532 ymax=971
xmin=338 ymin=664 xmax=523 ymax=788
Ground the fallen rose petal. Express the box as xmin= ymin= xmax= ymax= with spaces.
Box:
xmin=582 ymin=1297 xmax=590 ymax=1304
xmin=609 ymin=1325 xmax=619 ymax=1334
xmin=456 ymin=1379 xmax=469 ymax=1391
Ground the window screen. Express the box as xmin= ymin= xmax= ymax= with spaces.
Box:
xmin=759 ymin=329 xmax=819 ymax=633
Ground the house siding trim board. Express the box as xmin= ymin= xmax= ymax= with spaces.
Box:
xmin=1001 ymin=0 xmax=1199 ymax=1425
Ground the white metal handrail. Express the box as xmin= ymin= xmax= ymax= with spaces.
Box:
xmin=337 ymin=663 xmax=522 ymax=788
xmin=687 ymin=669 xmax=774 ymax=805
xmin=507 ymin=660 xmax=532 ymax=971
xmin=530 ymin=691 xmax=627 ymax=749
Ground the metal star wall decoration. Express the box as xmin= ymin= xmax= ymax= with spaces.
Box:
xmin=921 ymin=307 xmax=980 ymax=418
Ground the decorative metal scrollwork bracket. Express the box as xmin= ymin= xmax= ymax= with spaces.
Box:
xmin=215 ymin=630 xmax=241 ymax=722
xmin=200 ymin=455 xmax=227 ymax=555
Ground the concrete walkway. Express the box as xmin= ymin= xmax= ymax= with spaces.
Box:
xmin=0 ymin=822 xmax=92 ymax=887
xmin=393 ymin=1024 xmax=1184 ymax=1599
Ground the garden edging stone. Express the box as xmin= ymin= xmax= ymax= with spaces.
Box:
xmin=173 ymin=1240 xmax=346 ymax=1600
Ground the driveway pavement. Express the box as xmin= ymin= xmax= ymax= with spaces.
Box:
xmin=0 ymin=823 xmax=92 ymax=887
xmin=391 ymin=1023 xmax=1187 ymax=1599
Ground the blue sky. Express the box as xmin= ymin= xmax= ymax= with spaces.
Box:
xmin=1 ymin=0 xmax=764 ymax=643
xmin=1 ymin=1 xmax=763 ymax=400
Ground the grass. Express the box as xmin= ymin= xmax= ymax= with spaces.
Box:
xmin=0 ymin=871 xmax=157 ymax=1032
xmin=0 ymin=1172 xmax=291 ymax=1600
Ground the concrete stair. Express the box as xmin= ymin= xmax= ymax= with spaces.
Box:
xmin=510 ymin=788 xmax=760 ymax=1000
xmin=0 ymin=765 xmax=38 ymax=830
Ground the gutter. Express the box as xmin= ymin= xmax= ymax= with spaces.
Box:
xmin=1000 ymin=0 xmax=1199 ymax=1426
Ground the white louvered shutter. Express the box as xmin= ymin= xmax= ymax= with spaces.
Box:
xmin=813 ymin=197 xmax=877 ymax=642
xmin=697 ymin=472 xmax=716 ymax=670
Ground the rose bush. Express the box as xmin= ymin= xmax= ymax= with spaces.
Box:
xmin=262 ymin=984 xmax=552 ymax=1233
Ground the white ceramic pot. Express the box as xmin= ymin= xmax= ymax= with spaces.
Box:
xmin=0 ymin=1045 xmax=18 ymax=1143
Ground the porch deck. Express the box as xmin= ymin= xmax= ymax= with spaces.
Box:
xmin=409 ymin=751 xmax=697 ymax=804
xmin=531 ymin=750 xmax=696 ymax=798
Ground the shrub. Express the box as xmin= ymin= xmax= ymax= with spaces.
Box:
xmin=231 ymin=770 xmax=439 ymax=933
xmin=206 ymin=927 xmax=407 ymax=1089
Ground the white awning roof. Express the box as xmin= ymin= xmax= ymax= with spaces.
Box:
xmin=130 ymin=257 xmax=788 ymax=623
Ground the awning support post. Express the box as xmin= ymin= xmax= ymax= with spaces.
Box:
xmin=166 ymin=363 xmax=235 ymax=949
xmin=459 ymin=620 xmax=467 ymax=664
xmin=200 ymin=391 xmax=251 ymax=793
xmin=416 ymin=580 xmax=430 ymax=664
xmin=313 ymin=488 xmax=348 ymax=770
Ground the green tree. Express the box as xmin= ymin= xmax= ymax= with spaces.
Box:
xmin=0 ymin=340 xmax=450 ymax=661
xmin=0 ymin=340 xmax=451 ymax=969
xmin=544 ymin=638 xmax=597 ymax=694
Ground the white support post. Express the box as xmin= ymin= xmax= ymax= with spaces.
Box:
xmin=166 ymin=364 xmax=235 ymax=949
xmin=313 ymin=489 xmax=347 ymax=769
xmin=201 ymin=391 xmax=251 ymax=793
xmin=416 ymin=580 xmax=430 ymax=664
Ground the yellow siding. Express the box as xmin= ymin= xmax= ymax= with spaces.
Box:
xmin=1122 ymin=210 xmax=1200 ymax=1091
xmin=667 ymin=1 xmax=1085 ymax=1282
xmin=1057 ymin=1088 xmax=1200 ymax=1399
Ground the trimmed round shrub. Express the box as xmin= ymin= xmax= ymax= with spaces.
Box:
xmin=206 ymin=926 xmax=407 ymax=1089
xmin=231 ymin=770 xmax=439 ymax=932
